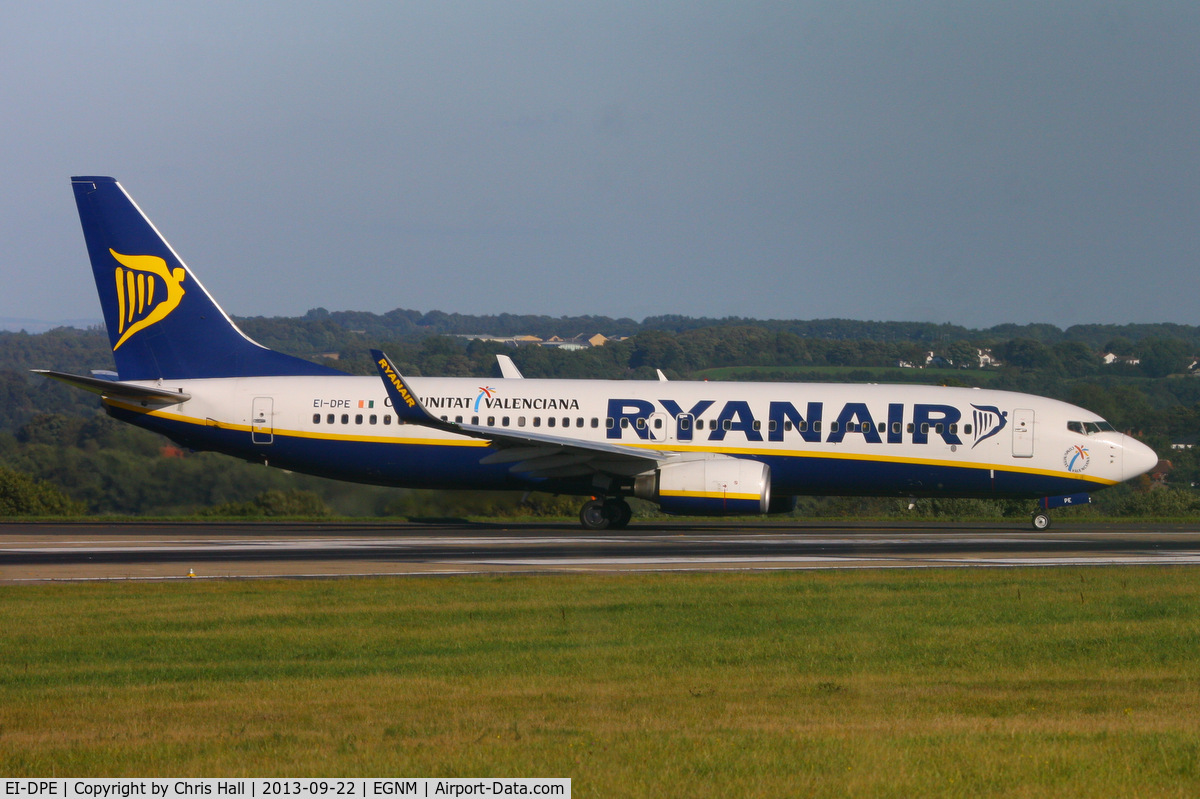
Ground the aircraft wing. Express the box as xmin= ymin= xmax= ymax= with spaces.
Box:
xmin=33 ymin=370 xmax=191 ymax=405
xmin=371 ymin=350 xmax=667 ymax=479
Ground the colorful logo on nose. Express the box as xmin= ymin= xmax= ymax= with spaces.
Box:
xmin=1064 ymin=444 xmax=1091 ymax=473
xmin=109 ymin=249 xmax=187 ymax=351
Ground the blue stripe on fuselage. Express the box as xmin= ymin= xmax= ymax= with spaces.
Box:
xmin=108 ymin=404 xmax=1100 ymax=500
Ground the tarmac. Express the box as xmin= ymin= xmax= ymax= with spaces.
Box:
xmin=3 ymin=520 xmax=1199 ymax=581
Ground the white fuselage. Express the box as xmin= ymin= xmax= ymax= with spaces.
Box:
xmin=104 ymin=375 xmax=1158 ymax=500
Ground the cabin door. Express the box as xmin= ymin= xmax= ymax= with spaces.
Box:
xmin=251 ymin=397 xmax=274 ymax=445
xmin=648 ymin=412 xmax=671 ymax=442
xmin=1012 ymin=408 xmax=1034 ymax=458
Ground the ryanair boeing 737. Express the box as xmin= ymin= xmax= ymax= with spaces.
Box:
xmin=39 ymin=176 xmax=1159 ymax=529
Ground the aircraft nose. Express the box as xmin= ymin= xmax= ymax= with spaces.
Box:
xmin=1122 ymin=436 xmax=1160 ymax=482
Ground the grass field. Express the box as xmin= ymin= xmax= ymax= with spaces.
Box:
xmin=3 ymin=568 xmax=1200 ymax=796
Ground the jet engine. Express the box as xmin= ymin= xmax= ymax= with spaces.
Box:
xmin=634 ymin=458 xmax=771 ymax=516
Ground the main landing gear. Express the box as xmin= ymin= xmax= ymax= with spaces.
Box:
xmin=579 ymin=497 xmax=633 ymax=530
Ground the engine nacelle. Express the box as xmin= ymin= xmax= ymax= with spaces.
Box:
xmin=635 ymin=458 xmax=771 ymax=516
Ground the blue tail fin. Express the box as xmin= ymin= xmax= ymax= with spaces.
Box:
xmin=70 ymin=176 xmax=343 ymax=380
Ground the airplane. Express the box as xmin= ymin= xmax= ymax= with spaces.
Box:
xmin=38 ymin=176 xmax=1159 ymax=531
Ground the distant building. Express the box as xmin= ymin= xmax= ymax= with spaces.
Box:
xmin=455 ymin=332 xmax=613 ymax=351
xmin=924 ymin=351 xmax=950 ymax=368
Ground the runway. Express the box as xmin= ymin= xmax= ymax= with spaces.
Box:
xmin=3 ymin=520 xmax=1200 ymax=581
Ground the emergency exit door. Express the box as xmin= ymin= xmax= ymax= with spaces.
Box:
xmin=1012 ymin=408 xmax=1034 ymax=458
xmin=251 ymin=397 xmax=274 ymax=445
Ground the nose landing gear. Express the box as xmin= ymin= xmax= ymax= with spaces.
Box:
xmin=1030 ymin=492 xmax=1091 ymax=530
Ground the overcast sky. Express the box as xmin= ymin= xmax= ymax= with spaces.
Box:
xmin=3 ymin=2 xmax=1197 ymax=330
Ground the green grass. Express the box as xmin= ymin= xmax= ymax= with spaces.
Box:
xmin=2 ymin=569 xmax=1200 ymax=796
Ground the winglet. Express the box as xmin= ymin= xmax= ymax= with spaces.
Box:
xmin=497 ymin=354 xmax=524 ymax=379
xmin=371 ymin=349 xmax=456 ymax=431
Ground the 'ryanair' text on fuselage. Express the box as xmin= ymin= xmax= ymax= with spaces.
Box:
xmin=607 ymin=398 xmax=1009 ymax=448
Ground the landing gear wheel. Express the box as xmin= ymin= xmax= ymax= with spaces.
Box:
xmin=1031 ymin=512 xmax=1051 ymax=530
xmin=604 ymin=498 xmax=633 ymax=529
xmin=580 ymin=499 xmax=611 ymax=530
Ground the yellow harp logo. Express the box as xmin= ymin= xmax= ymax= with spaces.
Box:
xmin=109 ymin=249 xmax=187 ymax=351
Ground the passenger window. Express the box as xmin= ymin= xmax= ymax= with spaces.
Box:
xmin=935 ymin=423 xmax=943 ymax=434
xmin=830 ymin=422 xmax=839 ymax=433
xmin=636 ymin=418 xmax=646 ymax=430
xmin=710 ymin=419 xmax=718 ymax=430
xmin=620 ymin=418 xmax=628 ymax=429
xmin=877 ymin=422 xmax=886 ymax=433
xmin=948 ymin=423 xmax=957 ymax=434
xmin=384 ymin=414 xmax=392 ymax=425
xmin=327 ymin=414 xmax=335 ymax=424
xmin=370 ymin=415 xmax=378 ymax=425
xmin=577 ymin=418 xmax=584 ymax=427
xmin=592 ymin=418 xmax=600 ymax=428
xmin=907 ymin=423 xmax=914 ymax=434
xmin=654 ymin=418 xmax=663 ymax=429
xmin=680 ymin=417 xmax=692 ymax=431
xmin=891 ymin=422 xmax=901 ymax=434
xmin=921 ymin=423 xmax=929 ymax=434
xmin=518 ymin=416 xmax=526 ymax=427
xmin=313 ymin=413 xmax=321 ymax=424
xmin=813 ymin=421 xmax=821 ymax=433
xmin=502 ymin=416 xmax=510 ymax=426
xmin=752 ymin=420 xmax=761 ymax=431
xmin=769 ymin=420 xmax=777 ymax=432
xmin=861 ymin=422 xmax=870 ymax=433
xmin=564 ymin=417 xmax=571 ymax=427
xmin=548 ymin=417 xmax=556 ymax=428
xmin=606 ymin=418 xmax=614 ymax=429
xmin=487 ymin=416 xmax=495 ymax=426
xmin=963 ymin=424 xmax=971 ymax=435
xmin=722 ymin=419 xmax=732 ymax=431
xmin=471 ymin=416 xmax=479 ymax=425
xmin=454 ymin=415 xmax=462 ymax=424
xmin=535 ymin=418 xmax=543 ymax=427
xmin=784 ymin=421 xmax=793 ymax=432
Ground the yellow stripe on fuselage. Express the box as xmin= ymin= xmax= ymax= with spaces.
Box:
xmin=103 ymin=398 xmax=1117 ymax=485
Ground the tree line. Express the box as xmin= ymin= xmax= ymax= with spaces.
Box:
xmin=3 ymin=313 xmax=1200 ymax=517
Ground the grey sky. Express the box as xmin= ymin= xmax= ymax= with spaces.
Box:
xmin=3 ymin=2 xmax=1197 ymax=330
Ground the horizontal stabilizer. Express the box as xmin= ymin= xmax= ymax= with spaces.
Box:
xmin=33 ymin=370 xmax=191 ymax=404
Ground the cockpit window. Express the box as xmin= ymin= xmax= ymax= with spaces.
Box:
xmin=1069 ymin=420 xmax=1117 ymax=435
